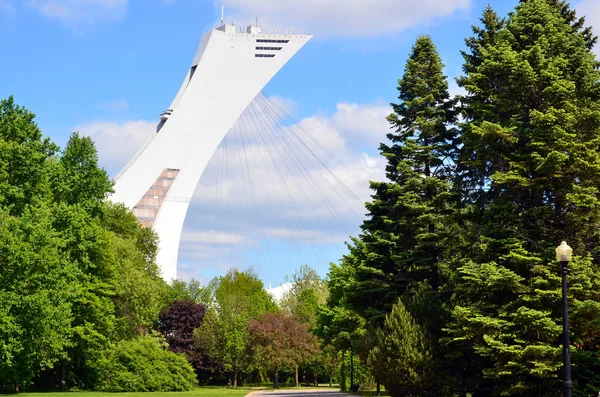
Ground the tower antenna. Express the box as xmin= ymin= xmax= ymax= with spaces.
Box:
xmin=221 ymin=5 xmax=224 ymax=25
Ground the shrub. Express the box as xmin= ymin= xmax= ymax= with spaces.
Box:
xmin=93 ymin=333 xmax=197 ymax=392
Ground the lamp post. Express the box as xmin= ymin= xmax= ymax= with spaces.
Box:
xmin=556 ymin=241 xmax=573 ymax=397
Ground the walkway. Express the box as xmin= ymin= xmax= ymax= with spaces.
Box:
xmin=250 ymin=390 xmax=349 ymax=397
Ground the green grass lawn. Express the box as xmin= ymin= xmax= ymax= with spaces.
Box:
xmin=352 ymin=390 xmax=389 ymax=397
xmin=7 ymin=387 xmax=257 ymax=397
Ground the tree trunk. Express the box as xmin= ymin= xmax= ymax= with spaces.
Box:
xmin=274 ymin=369 xmax=279 ymax=389
xmin=376 ymin=379 xmax=381 ymax=396
xmin=350 ymin=351 xmax=354 ymax=386
xmin=60 ymin=360 xmax=66 ymax=391
xmin=329 ymin=373 xmax=333 ymax=387
xmin=341 ymin=350 xmax=346 ymax=391
xmin=233 ymin=369 xmax=238 ymax=387
xmin=314 ymin=371 xmax=318 ymax=386
xmin=295 ymin=365 xmax=299 ymax=387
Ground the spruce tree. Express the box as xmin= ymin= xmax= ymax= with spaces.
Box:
xmin=448 ymin=0 xmax=600 ymax=394
xmin=521 ymin=0 xmax=598 ymax=50
xmin=456 ymin=6 xmax=505 ymax=200
xmin=460 ymin=5 xmax=505 ymax=79
xmin=339 ymin=35 xmax=457 ymax=326
xmin=368 ymin=299 xmax=433 ymax=397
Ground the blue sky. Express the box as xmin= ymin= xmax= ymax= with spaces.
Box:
xmin=1 ymin=0 xmax=599 ymax=287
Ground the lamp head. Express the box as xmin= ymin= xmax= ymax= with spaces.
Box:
xmin=556 ymin=241 xmax=572 ymax=262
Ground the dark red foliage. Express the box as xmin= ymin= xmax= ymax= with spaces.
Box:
xmin=158 ymin=300 xmax=206 ymax=371
xmin=248 ymin=312 xmax=318 ymax=388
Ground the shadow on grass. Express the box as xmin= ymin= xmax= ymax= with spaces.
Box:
xmin=349 ymin=391 xmax=389 ymax=397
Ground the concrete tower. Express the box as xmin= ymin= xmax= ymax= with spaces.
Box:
xmin=110 ymin=22 xmax=312 ymax=281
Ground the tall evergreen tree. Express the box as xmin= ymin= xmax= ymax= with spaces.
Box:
xmin=448 ymin=0 xmax=600 ymax=394
xmin=339 ymin=35 xmax=457 ymax=326
xmin=456 ymin=6 xmax=505 ymax=201
xmin=316 ymin=35 xmax=459 ymax=395
xmin=460 ymin=5 xmax=505 ymax=78
xmin=521 ymin=0 xmax=598 ymax=50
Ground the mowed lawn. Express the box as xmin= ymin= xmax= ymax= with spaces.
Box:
xmin=7 ymin=387 xmax=256 ymax=397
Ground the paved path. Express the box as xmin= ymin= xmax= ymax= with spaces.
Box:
xmin=249 ymin=389 xmax=348 ymax=397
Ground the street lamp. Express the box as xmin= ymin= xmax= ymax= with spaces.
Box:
xmin=556 ymin=241 xmax=573 ymax=397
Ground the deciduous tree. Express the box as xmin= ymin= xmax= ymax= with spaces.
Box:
xmin=202 ymin=269 xmax=276 ymax=386
xmin=0 ymin=208 xmax=73 ymax=392
xmin=0 ymin=97 xmax=168 ymax=391
xmin=158 ymin=300 xmax=206 ymax=371
xmin=280 ymin=264 xmax=328 ymax=327
xmin=249 ymin=312 xmax=318 ymax=388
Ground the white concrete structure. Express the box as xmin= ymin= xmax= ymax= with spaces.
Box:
xmin=110 ymin=23 xmax=312 ymax=281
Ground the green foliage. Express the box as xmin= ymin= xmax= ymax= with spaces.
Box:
xmin=14 ymin=389 xmax=254 ymax=397
xmin=167 ymin=279 xmax=210 ymax=305
xmin=368 ymin=299 xmax=434 ymax=397
xmin=280 ymin=264 xmax=328 ymax=327
xmin=320 ymin=1 xmax=600 ymax=395
xmin=248 ymin=311 xmax=318 ymax=388
xmin=445 ymin=0 xmax=600 ymax=394
xmin=0 ymin=97 xmax=168 ymax=391
xmin=316 ymin=345 xmax=342 ymax=387
xmin=51 ymin=133 xmax=113 ymax=209
xmin=327 ymin=35 xmax=457 ymax=333
xmin=193 ymin=309 xmax=223 ymax=380
xmin=198 ymin=269 xmax=277 ymax=386
xmin=572 ymin=350 xmax=600 ymax=397
xmin=0 ymin=207 xmax=73 ymax=392
xmin=0 ymin=97 xmax=57 ymax=216
xmin=316 ymin=33 xmax=457 ymax=396
xmin=336 ymin=351 xmax=370 ymax=392
xmin=93 ymin=333 xmax=197 ymax=392
xmin=106 ymin=209 xmax=167 ymax=338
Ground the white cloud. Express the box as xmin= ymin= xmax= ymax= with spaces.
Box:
xmin=219 ymin=0 xmax=471 ymax=37
xmin=269 ymin=95 xmax=297 ymax=115
xmin=82 ymin=96 xmax=389 ymax=280
xmin=27 ymin=0 xmax=127 ymax=27
xmin=266 ymin=282 xmax=292 ymax=301
xmin=576 ymin=0 xmax=600 ymax=57
xmin=75 ymin=119 xmax=156 ymax=175
xmin=180 ymin=96 xmax=387 ymax=270
xmin=329 ymin=100 xmax=391 ymax=145
xmin=181 ymin=231 xmax=244 ymax=245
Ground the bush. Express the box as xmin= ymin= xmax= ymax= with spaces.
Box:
xmin=93 ymin=333 xmax=197 ymax=392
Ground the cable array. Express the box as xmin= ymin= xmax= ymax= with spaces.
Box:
xmin=201 ymin=91 xmax=375 ymax=273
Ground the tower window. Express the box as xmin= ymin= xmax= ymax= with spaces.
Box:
xmin=255 ymin=54 xmax=276 ymax=58
xmin=256 ymin=47 xmax=282 ymax=51
xmin=256 ymin=39 xmax=289 ymax=43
